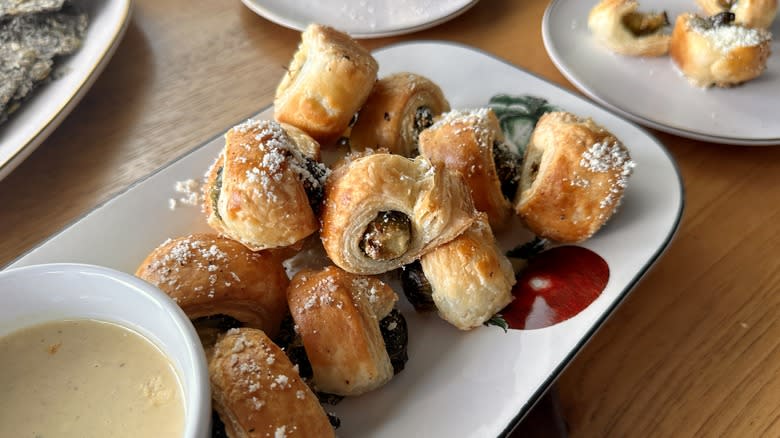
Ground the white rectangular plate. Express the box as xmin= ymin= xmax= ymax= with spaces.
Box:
xmin=0 ymin=0 xmax=132 ymax=180
xmin=6 ymin=42 xmax=683 ymax=437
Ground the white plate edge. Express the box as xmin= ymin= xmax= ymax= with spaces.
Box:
xmin=0 ymin=0 xmax=135 ymax=181
xmin=239 ymin=0 xmax=480 ymax=39
xmin=541 ymin=0 xmax=780 ymax=147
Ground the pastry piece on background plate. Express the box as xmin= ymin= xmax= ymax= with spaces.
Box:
xmin=670 ymin=12 xmax=772 ymax=88
xmin=514 ymin=111 xmax=635 ymax=243
xmin=274 ymin=23 xmax=379 ymax=145
xmin=697 ymin=0 xmax=777 ymax=29
xmin=588 ymin=0 xmax=671 ymax=56
xmin=401 ymin=214 xmax=516 ymax=330
xmin=0 ymin=0 xmax=64 ymax=18
xmin=209 ymin=328 xmax=335 ymax=438
xmin=286 ymin=266 xmax=408 ymax=396
xmin=203 ymin=119 xmax=330 ymax=251
xmin=321 ymin=153 xmax=476 ymax=275
xmin=349 ymin=72 xmax=450 ymax=157
xmin=418 ymin=108 xmax=521 ymax=230
xmin=134 ymin=233 xmax=289 ymax=344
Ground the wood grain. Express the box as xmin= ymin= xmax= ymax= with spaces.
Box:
xmin=1 ymin=0 xmax=779 ymax=436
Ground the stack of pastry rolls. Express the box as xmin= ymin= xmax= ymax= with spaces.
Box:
xmin=133 ymin=21 xmax=635 ymax=438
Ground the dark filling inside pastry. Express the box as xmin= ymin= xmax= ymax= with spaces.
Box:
xmin=710 ymin=11 xmax=735 ymax=27
xmin=379 ymin=309 xmax=409 ymax=374
xmin=519 ymin=143 xmax=544 ymax=198
xmin=528 ymin=161 xmax=540 ymax=183
xmin=359 ymin=211 xmax=412 ymax=261
xmin=411 ymin=106 xmax=435 ymax=154
xmin=210 ymin=166 xmax=224 ymax=221
xmin=275 ymin=308 xmax=409 ymax=404
xmin=327 ymin=412 xmax=342 ymax=429
xmin=622 ymin=10 xmax=669 ymax=36
xmin=192 ymin=314 xmax=242 ymax=348
xmin=400 ymin=261 xmax=436 ymax=312
xmin=300 ymin=156 xmax=329 ymax=215
xmin=414 ymin=106 xmax=434 ymax=136
xmin=211 ymin=410 xmax=229 ymax=438
xmin=493 ymin=141 xmax=522 ymax=201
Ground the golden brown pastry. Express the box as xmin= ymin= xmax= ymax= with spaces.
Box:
xmin=514 ymin=112 xmax=635 ymax=243
xmin=274 ymin=23 xmax=379 ymax=144
xmin=135 ymin=233 xmax=289 ymax=339
xmin=670 ymin=12 xmax=772 ymax=88
xmin=588 ymin=0 xmax=671 ymax=57
xmin=418 ymin=108 xmax=521 ymax=230
xmin=209 ymin=328 xmax=335 ymax=438
xmin=280 ymin=122 xmax=321 ymax=161
xmin=419 ymin=214 xmax=515 ymax=330
xmin=697 ymin=0 xmax=777 ymax=29
xmin=203 ymin=119 xmax=330 ymax=251
xmin=321 ymin=153 xmax=476 ymax=275
xmin=349 ymin=72 xmax=450 ymax=157
xmin=287 ymin=266 xmax=398 ymax=396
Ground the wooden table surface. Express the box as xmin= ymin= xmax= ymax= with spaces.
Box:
xmin=2 ymin=0 xmax=779 ymax=436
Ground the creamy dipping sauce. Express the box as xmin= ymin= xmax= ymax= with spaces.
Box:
xmin=0 ymin=319 xmax=184 ymax=438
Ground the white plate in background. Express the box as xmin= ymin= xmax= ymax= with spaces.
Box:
xmin=543 ymin=0 xmax=780 ymax=145
xmin=6 ymin=42 xmax=683 ymax=437
xmin=241 ymin=0 xmax=479 ymax=38
xmin=0 ymin=0 xmax=133 ymax=181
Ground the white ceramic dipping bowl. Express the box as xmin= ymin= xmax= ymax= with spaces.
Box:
xmin=0 ymin=263 xmax=211 ymax=438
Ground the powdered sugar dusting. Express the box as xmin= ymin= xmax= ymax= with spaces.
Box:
xmin=230 ymin=119 xmax=330 ymax=203
xmin=168 ymin=179 xmax=203 ymax=210
xmin=351 ymin=277 xmax=380 ymax=305
xmin=580 ymin=140 xmax=636 ymax=210
xmin=143 ymin=235 xmax=237 ymax=296
xmin=220 ymin=331 xmax=303 ymax=415
xmin=689 ymin=15 xmax=771 ymax=52
xmin=299 ymin=273 xmax=348 ymax=311
xmin=429 ymin=108 xmax=494 ymax=152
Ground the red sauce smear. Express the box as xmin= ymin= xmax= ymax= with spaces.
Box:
xmin=502 ymin=246 xmax=609 ymax=330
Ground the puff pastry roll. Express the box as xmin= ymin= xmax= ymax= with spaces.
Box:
xmin=417 ymin=214 xmax=515 ymax=330
xmin=588 ymin=0 xmax=671 ymax=57
xmin=209 ymin=328 xmax=335 ymax=438
xmin=670 ymin=12 xmax=772 ymax=88
xmin=418 ymin=108 xmax=521 ymax=230
xmin=287 ymin=266 xmax=400 ymax=396
xmin=321 ymin=153 xmax=476 ymax=275
xmin=135 ymin=233 xmax=289 ymax=339
xmin=281 ymin=122 xmax=321 ymax=161
xmin=697 ymin=0 xmax=777 ymax=29
xmin=515 ymin=112 xmax=635 ymax=243
xmin=203 ymin=119 xmax=330 ymax=251
xmin=349 ymin=72 xmax=450 ymax=157
xmin=274 ymin=24 xmax=379 ymax=144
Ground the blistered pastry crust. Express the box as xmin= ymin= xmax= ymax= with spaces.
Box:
xmin=588 ymin=0 xmax=671 ymax=57
xmin=514 ymin=112 xmax=634 ymax=243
